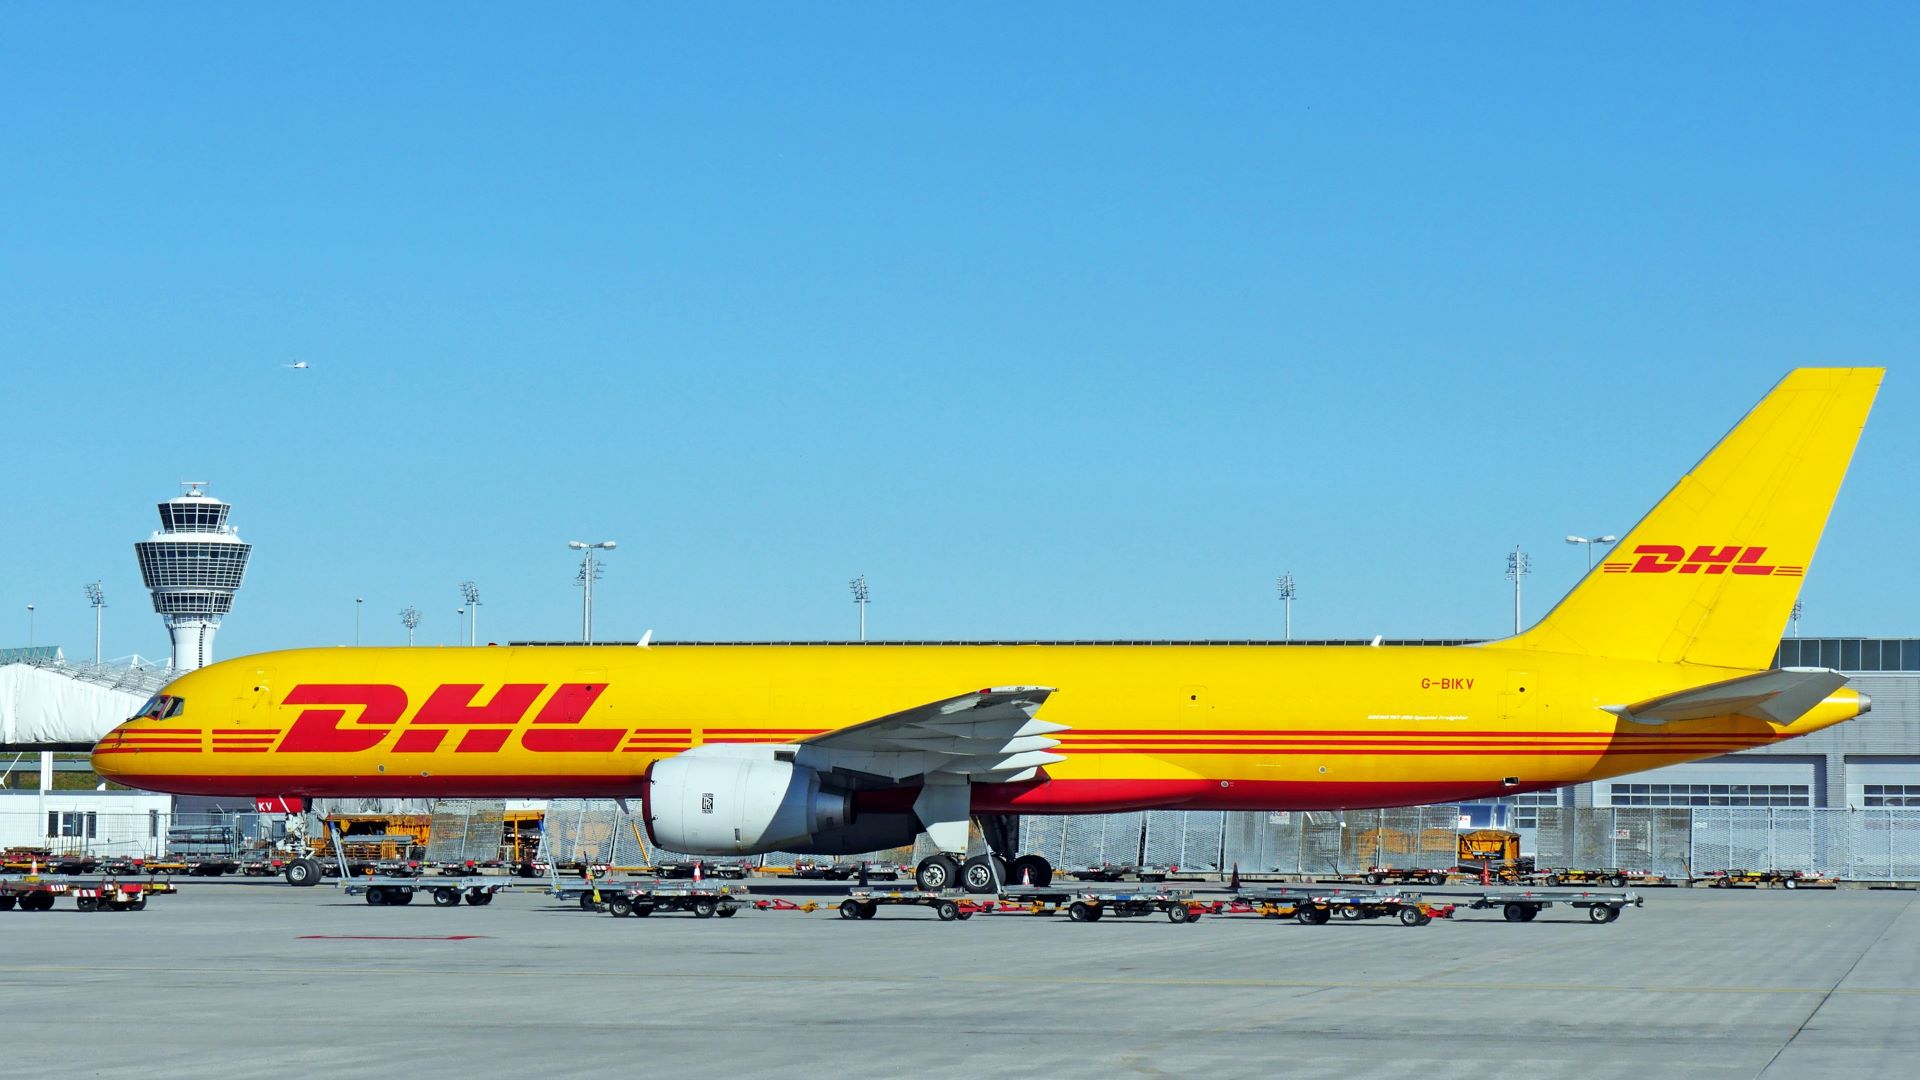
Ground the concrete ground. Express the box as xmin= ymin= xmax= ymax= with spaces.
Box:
xmin=2 ymin=880 xmax=1915 ymax=1080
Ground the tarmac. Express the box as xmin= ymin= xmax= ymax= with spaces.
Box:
xmin=2 ymin=881 xmax=1916 ymax=1080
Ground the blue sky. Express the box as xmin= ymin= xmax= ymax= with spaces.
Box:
xmin=2 ymin=5 xmax=1914 ymax=658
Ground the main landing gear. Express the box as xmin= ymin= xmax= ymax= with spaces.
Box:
xmin=913 ymin=814 xmax=1055 ymax=892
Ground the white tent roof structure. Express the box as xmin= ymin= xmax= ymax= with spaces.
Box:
xmin=1 ymin=655 xmax=169 ymax=747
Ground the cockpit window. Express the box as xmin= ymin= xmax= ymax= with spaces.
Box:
xmin=133 ymin=695 xmax=186 ymax=721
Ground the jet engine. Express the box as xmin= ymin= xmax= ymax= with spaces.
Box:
xmin=645 ymin=744 xmax=863 ymax=854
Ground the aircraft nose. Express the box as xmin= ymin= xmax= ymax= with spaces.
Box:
xmin=1858 ymin=691 xmax=1872 ymax=716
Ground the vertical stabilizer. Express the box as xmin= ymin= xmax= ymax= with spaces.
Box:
xmin=1504 ymin=367 xmax=1882 ymax=669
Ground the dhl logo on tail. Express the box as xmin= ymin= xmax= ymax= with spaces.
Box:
xmin=1601 ymin=545 xmax=1804 ymax=577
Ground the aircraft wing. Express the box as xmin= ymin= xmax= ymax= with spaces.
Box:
xmin=791 ymin=685 xmax=1063 ymax=853
xmin=793 ymin=685 xmax=1065 ymax=785
xmin=1604 ymin=668 xmax=1850 ymax=726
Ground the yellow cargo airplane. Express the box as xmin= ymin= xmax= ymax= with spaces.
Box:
xmin=96 ymin=368 xmax=1882 ymax=891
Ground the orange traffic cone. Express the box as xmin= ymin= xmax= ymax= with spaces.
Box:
xmin=1021 ymin=864 xmax=1033 ymax=887
xmin=693 ymin=859 xmax=703 ymax=884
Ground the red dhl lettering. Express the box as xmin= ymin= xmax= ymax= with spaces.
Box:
xmin=274 ymin=683 xmax=618 ymax=754
xmin=1600 ymin=545 xmax=1803 ymax=577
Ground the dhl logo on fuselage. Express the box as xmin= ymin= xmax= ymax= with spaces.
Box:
xmin=1601 ymin=545 xmax=1804 ymax=577
xmin=277 ymin=683 xmax=620 ymax=754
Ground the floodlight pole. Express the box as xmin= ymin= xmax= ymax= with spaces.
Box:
xmin=850 ymin=575 xmax=870 ymax=642
xmin=399 ymin=605 xmax=421 ymax=646
xmin=1275 ymin=573 xmax=1295 ymax=642
xmin=355 ymin=597 xmax=363 ymax=646
xmin=1505 ymin=546 xmax=1531 ymax=634
xmin=86 ymin=582 xmax=106 ymax=663
xmin=570 ymin=541 xmax=616 ymax=643
xmin=460 ymin=581 xmax=480 ymax=646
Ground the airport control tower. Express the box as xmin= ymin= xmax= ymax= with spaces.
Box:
xmin=135 ymin=483 xmax=252 ymax=672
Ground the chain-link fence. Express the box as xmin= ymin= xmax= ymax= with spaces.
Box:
xmin=425 ymin=800 xmax=506 ymax=865
xmin=13 ymin=803 xmax=1920 ymax=881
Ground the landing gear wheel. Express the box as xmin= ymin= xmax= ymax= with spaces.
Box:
xmin=1007 ymin=854 xmax=1053 ymax=888
xmin=933 ymin=899 xmax=960 ymax=921
xmin=608 ymin=895 xmax=633 ymax=917
xmin=433 ymin=888 xmax=461 ymax=907
xmin=1398 ymin=907 xmax=1425 ymax=926
xmin=961 ymin=854 xmax=1007 ymax=894
xmin=285 ymin=858 xmax=321 ymax=887
xmin=916 ymin=854 xmax=962 ymax=892
xmin=466 ymin=890 xmax=493 ymax=906
xmin=1588 ymin=905 xmax=1619 ymax=924
xmin=692 ymin=899 xmax=718 ymax=919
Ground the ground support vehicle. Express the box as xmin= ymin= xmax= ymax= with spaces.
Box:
xmin=1048 ymin=887 xmax=1206 ymax=924
xmin=653 ymin=860 xmax=752 ymax=880
xmin=598 ymin=881 xmax=750 ymax=919
xmin=1469 ymin=889 xmax=1643 ymax=923
xmin=0 ymin=873 xmax=172 ymax=912
xmin=1536 ymin=868 xmax=1646 ymax=888
xmin=1067 ymin=864 xmax=1170 ymax=884
xmin=838 ymin=887 xmax=992 ymax=922
xmin=2 ymin=850 xmax=99 ymax=875
xmin=1354 ymin=867 xmax=1450 ymax=887
xmin=340 ymin=876 xmax=508 ymax=907
xmin=1701 ymin=869 xmax=1832 ymax=889
xmin=1220 ymin=887 xmax=1454 ymax=926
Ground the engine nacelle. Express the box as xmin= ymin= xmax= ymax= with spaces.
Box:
xmin=645 ymin=745 xmax=855 ymax=855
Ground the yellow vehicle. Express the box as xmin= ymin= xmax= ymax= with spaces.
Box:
xmin=94 ymin=369 xmax=1883 ymax=891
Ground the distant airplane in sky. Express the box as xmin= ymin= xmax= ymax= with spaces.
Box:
xmin=282 ymin=361 xmax=310 ymax=370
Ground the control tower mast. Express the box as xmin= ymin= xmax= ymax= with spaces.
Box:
xmin=135 ymin=482 xmax=252 ymax=672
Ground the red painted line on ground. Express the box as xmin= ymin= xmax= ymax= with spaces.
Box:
xmin=297 ymin=935 xmax=490 ymax=941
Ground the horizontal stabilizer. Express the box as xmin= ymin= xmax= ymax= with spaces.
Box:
xmin=1604 ymin=668 xmax=1849 ymax=726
